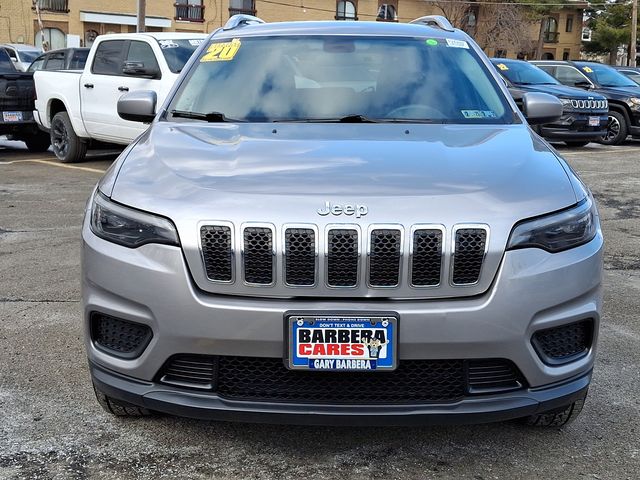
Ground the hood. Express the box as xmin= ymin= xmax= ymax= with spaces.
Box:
xmin=594 ymin=85 xmax=640 ymax=98
xmin=513 ymin=83 xmax=605 ymax=100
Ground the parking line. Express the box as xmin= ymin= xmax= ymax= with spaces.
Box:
xmin=0 ymin=159 xmax=106 ymax=174
xmin=561 ymin=147 xmax=640 ymax=156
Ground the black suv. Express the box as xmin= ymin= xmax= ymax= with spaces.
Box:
xmin=531 ymin=60 xmax=640 ymax=145
xmin=492 ymin=59 xmax=607 ymax=147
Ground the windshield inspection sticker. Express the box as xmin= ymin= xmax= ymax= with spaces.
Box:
xmin=446 ymin=38 xmax=469 ymax=49
xmin=189 ymin=39 xmax=204 ymax=46
xmin=159 ymin=40 xmax=179 ymax=49
xmin=496 ymin=63 xmax=509 ymax=71
xmin=200 ymin=38 xmax=241 ymax=62
xmin=425 ymin=38 xmax=439 ymax=46
xmin=462 ymin=110 xmax=497 ymax=119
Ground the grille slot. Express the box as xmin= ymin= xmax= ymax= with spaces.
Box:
xmin=532 ymin=320 xmax=593 ymax=365
xmin=467 ymin=359 xmax=523 ymax=393
xmin=368 ymin=229 xmax=402 ymax=287
xmin=452 ymin=227 xmax=487 ymax=285
xmin=327 ymin=229 xmax=359 ymax=287
xmin=200 ymin=225 xmax=233 ymax=282
xmin=159 ymin=355 xmax=217 ymax=390
xmin=90 ymin=313 xmax=152 ymax=359
xmin=284 ymin=228 xmax=316 ymax=286
xmin=411 ymin=229 xmax=443 ymax=286
xmin=243 ymin=226 xmax=274 ymax=285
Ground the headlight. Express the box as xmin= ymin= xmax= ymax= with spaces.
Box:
xmin=507 ymin=197 xmax=598 ymax=253
xmin=630 ymin=97 xmax=640 ymax=106
xmin=560 ymin=98 xmax=573 ymax=107
xmin=90 ymin=191 xmax=179 ymax=248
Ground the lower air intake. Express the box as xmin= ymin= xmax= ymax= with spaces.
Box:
xmin=90 ymin=312 xmax=152 ymax=359
xmin=532 ymin=320 xmax=593 ymax=365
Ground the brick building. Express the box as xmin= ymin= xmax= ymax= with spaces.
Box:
xmin=0 ymin=0 xmax=584 ymax=60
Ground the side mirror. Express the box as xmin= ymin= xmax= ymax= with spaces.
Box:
xmin=122 ymin=61 xmax=159 ymax=79
xmin=574 ymin=80 xmax=592 ymax=89
xmin=117 ymin=90 xmax=157 ymax=123
xmin=521 ymin=92 xmax=563 ymax=125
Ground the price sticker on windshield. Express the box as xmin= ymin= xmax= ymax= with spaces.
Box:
xmin=583 ymin=66 xmax=593 ymax=73
xmin=496 ymin=63 xmax=509 ymax=71
xmin=200 ymin=38 xmax=241 ymax=62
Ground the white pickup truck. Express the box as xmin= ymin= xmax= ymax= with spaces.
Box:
xmin=34 ymin=32 xmax=206 ymax=163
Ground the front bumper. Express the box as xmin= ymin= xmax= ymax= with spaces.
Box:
xmin=540 ymin=112 xmax=607 ymax=140
xmin=82 ymin=215 xmax=603 ymax=423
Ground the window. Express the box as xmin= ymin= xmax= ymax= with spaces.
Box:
xmin=554 ymin=66 xmax=589 ymax=87
xmin=85 ymin=30 xmax=98 ymax=48
xmin=6 ymin=48 xmax=17 ymax=60
xmin=494 ymin=49 xmax=507 ymax=58
xmin=377 ymin=4 xmax=397 ymax=22
xmin=175 ymin=0 xmax=205 ymax=22
xmin=92 ymin=40 xmax=127 ymax=75
xmin=543 ymin=17 xmax=559 ymax=43
xmin=44 ymin=51 xmax=65 ymax=70
xmin=336 ymin=1 xmax=357 ymax=20
xmin=541 ymin=52 xmax=554 ymax=60
xmin=69 ymin=49 xmax=89 ymax=69
xmin=27 ymin=55 xmax=46 ymax=72
xmin=566 ymin=15 xmax=573 ymax=33
xmin=562 ymin=50 xmax=570 ymax=61
xmin=156 ymin=38 xmax=203 ymax=73
xmin=126 ymin=41 xmax=159 ymax=73
xmin=229 ymin=0 xmax=255 ymax=16
xmin=35 ymin=27 xmax=66 ymax=50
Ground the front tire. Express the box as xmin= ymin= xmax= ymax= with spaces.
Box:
xmin=50 ymin=111 xmax=87 ymax=163
xmin=600 ymin=111 xmax=628 ymax=145
xmin=24 ymin=132 xmax=51 ymax=152
xmin=93 ymin=384 xmax=153 ymax=417
xmin=522 ymin=391 xmax=587 ymax=427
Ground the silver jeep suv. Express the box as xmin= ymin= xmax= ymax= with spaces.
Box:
xmin=83 ymin=15 xmax=602 ymax=426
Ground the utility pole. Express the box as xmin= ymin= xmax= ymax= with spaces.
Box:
xmin=631 ymin=0 xmax=638 ymax=66
xmin=137 ymin=0 xmax=146 ymax=33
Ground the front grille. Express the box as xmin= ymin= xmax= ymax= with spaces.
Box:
xmin=284 ymin=228 xmax=316 ymax=286
xmin=570 ymin=99 xmax=607 ymax=110
xmin=327 ymin=229 xmax=359 ymax=287
xmin=452 ymin=228 xmax=487 ymax=285
xmin=158 ymin=355 xmax=526 ymax=404
xmin=90 ymin=313 xmax=152 ymax=359
xmin=532 ymin=320 xmax=593 ymax=365
xmin=368 ymin=229 xmax=402 ymax=287
xmin=197 ymin=222 xmax=490 ymax=293
xmin=201 ymin=225 xmax=233 ymax=282
xmin=243 ymin=227 xmax=274 ymax=285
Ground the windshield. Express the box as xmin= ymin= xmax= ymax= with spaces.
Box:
xmin=18 ymin=50 xmax=40 ymax=64
xmin=493 ymin=60 xmax=559 ymax=86
xmin=578 ymin=63 xmax=638 ymax=88
xmin=169 ymin=35 xmax=514 ymax=124
xmin=157 ymin=38 xmax=204 ymax=73
xmin=0 ymin=49 xmax=16 ymax=72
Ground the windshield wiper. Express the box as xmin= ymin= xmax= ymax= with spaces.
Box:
xmin=274 ymin=114 xmax=380 ymax=123
xmin=170 ymin=110 xmax=244 ymax=122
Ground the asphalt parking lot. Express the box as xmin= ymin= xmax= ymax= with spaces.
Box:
xmin=1 ymin=139 xmax=639 ymax=480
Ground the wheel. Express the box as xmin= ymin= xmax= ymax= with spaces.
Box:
xmin=23 ymin=132 xmax=51 ymax=152
xmin=521 ymin=391 xmax=587 ymax=427
xmin=564 ymin=141 xmax=590 ymax=148
xmin=599 ymin=110 xmax=627 ymax=145
xmin=50 ymin=111 xmax=87 ymax=163
xmin=93 ymin=384 xmax=153 ymax=417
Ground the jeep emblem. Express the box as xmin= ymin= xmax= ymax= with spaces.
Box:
xmin=317 ymin=201 xmax=368 ymax=218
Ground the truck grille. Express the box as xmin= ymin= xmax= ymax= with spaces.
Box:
xmin=158 ymin=355 xmax=525 ymax=403
xmin=199 ymin=223 xmax=489 ymax=293
xmin=569 ymin=99 xmax=607 ymax=110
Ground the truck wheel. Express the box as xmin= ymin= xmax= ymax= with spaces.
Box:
xmin=93 ymin=384 xmax=153 ymax=417
xmin=599 ymin=111 xmax=627 ymax=145
xmin=521 ymin=391 xmax=587 ymax=427
xmin=24 ymin=132 xmax=51 ymax=152
xmin=564 ymin=141 xmax=590 ymax=148
xmin=50 ymin=111 xmax=87 ymax=163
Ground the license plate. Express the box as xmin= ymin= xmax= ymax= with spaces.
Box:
xmin=287 ymin=314 xmax=397 ymax=371
xmin=2 ymin=111 xmax=23 ymax=122
xmin=589 ymin=116 xmax=600 ymax=127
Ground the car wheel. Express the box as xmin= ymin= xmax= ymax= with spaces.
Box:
xmin=599 ymin=111 xmax=627 ymax=145
xmin=50 ymin=111 xmax=87 ymax=163
xmin=24 ymin=132 xmax=51 ymax=152
xmin=564 ymin=141 xmax=590 ymax=148
xmin=521 ymin=391 xmax=587 ymax=427
xmin=93 ymin=384 xmax=153 ymax=417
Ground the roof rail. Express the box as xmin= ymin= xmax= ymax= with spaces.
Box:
xmin=223 ymin=14 xmax=266 ymax=31
xmin=409 ymin=15 xmax=455 ymax=32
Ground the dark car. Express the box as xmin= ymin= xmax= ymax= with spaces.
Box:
xmin=27 ymin=47 xmax=90 ymax=72
xmin=612 ymin=65 xmax=640 ymax=86
xmin=0 ymin=48 xmax=50 ymax=151
xmin=491 ymin=59 xmax=607 ymax=147
xmin=531 ymin=60 xmax=640 ymax=145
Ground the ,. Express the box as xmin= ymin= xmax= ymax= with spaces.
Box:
xmin=83 ymin=15 xmax=602 ymax=427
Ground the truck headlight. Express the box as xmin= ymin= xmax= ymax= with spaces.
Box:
xmin=507 ymin=197 xmax=598 ymax=253
xmin=560 ymin=98 xmax=573 ymax=109
xmin=630 ymin=97 xmax=640 ymax=106
xmin=90 ymin=191 xmax=179 ymax=248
